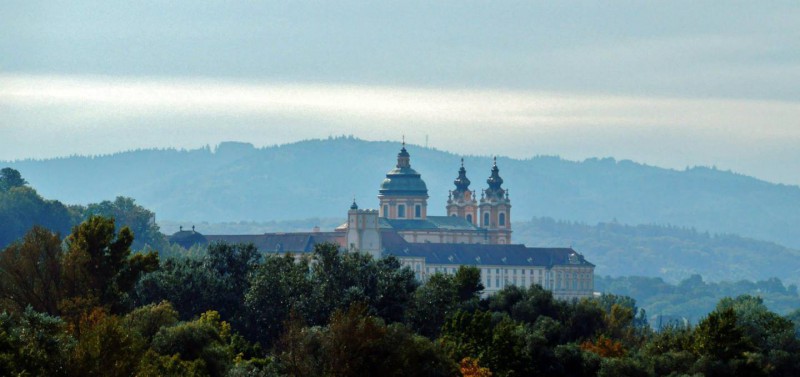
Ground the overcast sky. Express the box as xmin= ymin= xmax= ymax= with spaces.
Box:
xmin=1 ymin=1 xmax=799 ymax=185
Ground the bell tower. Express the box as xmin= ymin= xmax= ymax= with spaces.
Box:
xmin=446 ymin=158 xmax=478 ymax=225
xmin=479 ymin=157 xmax=512 ymax=244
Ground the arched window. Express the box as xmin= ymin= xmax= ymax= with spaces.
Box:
xmin=499 ymin=213 xmax=506 ymax=226
xmin=383 ymin=205 xmax=388 ymax=217
xmin=466 ymin=214 xmax=473 ymax=224
xmin=415 ymin=204 xmax=421 ymax=218
xmin=483 ymin=213 xmax=490 ymax=227
xmin=397 ymin=204 xmax=406 ymax=218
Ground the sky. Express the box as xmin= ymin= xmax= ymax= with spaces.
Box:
xmin=1 ymin=1 xmax=799 ymax=185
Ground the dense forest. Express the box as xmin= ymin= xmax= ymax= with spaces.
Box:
xmin=4 ymin=136 xmax=800 ymax=248
xmin=2 ymin=218 xmax=800 ymax=376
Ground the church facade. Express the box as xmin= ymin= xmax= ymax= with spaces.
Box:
xmin=338 ymin=144 xmax=594 ymax=299
xmin=181 ymin=143 xmax=595 ymax=300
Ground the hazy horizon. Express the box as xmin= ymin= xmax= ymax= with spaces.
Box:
xmin=2 ymin=1 xmax=800 ymax=185
xmin=3 ymin=133 xmax=798 ymax=190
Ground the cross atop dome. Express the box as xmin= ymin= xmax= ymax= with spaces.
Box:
xmin=397 ymin=138 xmax=411 ymax=167
xmin=487 ymin=157 xmax=504 ymax=192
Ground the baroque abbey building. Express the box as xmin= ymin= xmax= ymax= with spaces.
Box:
xmin=174 ymin=143 xmax=595 ymax=299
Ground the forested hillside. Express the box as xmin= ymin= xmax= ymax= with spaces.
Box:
xmin=515 ymin=217 xmax=800 ymax=286
xmin=596 ymin=275 xmax=800 ymax=323
xmin=0 ymin=168 xmax=163 ymax=250
xmin=4 ymin=136 xmax=800 ymax=249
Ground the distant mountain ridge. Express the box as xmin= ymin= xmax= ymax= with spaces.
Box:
xmin=4 ymin=136 xmax=800 ymax=248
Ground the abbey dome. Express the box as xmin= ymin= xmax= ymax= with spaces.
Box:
xmin=378 ymin=146 xmax=428 ymax=196
xmin=379 ymin=167 xmax=428 ymax=196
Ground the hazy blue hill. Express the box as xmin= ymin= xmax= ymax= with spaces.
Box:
xmin=5 ymin=136 xmax=800 ymax=249
xmin=594 ymin=275 xmax=800 ymax=321
xmin=515 ymin=218 xmax=800 ymax=286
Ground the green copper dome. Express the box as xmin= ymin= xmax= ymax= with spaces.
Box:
xmin=379 ymin=145 xmax=429 ymax=197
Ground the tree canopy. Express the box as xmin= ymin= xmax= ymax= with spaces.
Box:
xmin=1 ymin=215 xmax=799 ymax=376
xmin=0 ymin=168 xmax=27 ymax=191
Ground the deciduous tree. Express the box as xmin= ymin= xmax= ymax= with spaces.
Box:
xmin=0 ymin=226 xmax=63 ymax=314
xmin=0 ymin=168 xmax=27 ymax=191
xmin=62 ymin=215 xmax=158 ymax=314
xmin=409 ymin=273 xmax=457 ymax=338
xmin=136 ymin=242 xmax=259 ymax=325
xmin=243 ymin=254 xmax=314 ymax=347
xmin=83 ymin=196 xmax=165 ymax=251
xmin=0 ymin=307 xmax=74 ymax=377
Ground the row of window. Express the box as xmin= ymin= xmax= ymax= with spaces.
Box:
xmin=407 ymin=262 xmax=593 ymax=291
xmin=553 ymin=277 xmax=593 ymax=291
xmin=447 ymin=212 xmax=507 ymax=227
xmin=387 ymin=203 xmax=508 ymax=228
xmin=383 ymin=204 xmax=423 ymax=218
xmin=485 ymin=212 xmax=506 ymax=227
xmin=483 ymin=276 xmax=595 ymax=291
xmin=485 ymin=275 xmax=545 ymax=289
xmin=424 ymin=266 xmax=543 ymax=276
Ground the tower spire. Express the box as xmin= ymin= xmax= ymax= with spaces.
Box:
xmin=453 ymin=158 xmax=471 ymax=192
xmin=479 ymin=156 xmax=511 ymax=243
xmin=487 ymin=158 xmax=504 ymax=192
xmin=396 ymin=138 xmax=411 ymax=168
xmin=446 ymin=157 xmax=477 ymax=224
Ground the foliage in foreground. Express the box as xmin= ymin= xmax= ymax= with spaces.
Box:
xmin=0 ymin=220 xmax=799 ymax=376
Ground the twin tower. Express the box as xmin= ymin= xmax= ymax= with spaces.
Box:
xmin=445 ymin=156 xmax=512 ymax=244
xmin=347 ymin=143 xmax=511 ymax=253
